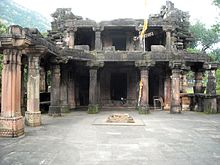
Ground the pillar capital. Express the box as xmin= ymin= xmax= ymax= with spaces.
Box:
xmin=67 ymin=27 xmax=77 ymax=32
xmin=169 ymin=61 xmax=182 ymax=70
xmin=87 ymin=61 xmax=104 ymax=69
xmin=135 ymin=60 xmax=155 ymax=69
xmin=92 ymin=26 xmax=104 ymax=32
xmin=162 ymin=25 xmax=174 ymax=32
xmin=208 ymin=62 xmax=218 ymax=70
xmin=3 ymin=48 xmax=22 ymax=65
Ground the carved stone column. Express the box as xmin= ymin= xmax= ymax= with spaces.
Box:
xmin=164 ymin=73 xmax=171 ymax=110
xmin=68 ymin=71 xmax=76 ymax=109
xmin=206 ymin=63 xmax=218 ymax=95
xmin=68 ymin=27 xmax=77 ymax=49
xmin=89 ymin=68 xmax=98 ymax=104
xmin=140 ymin=67 xmax=149 ymax=111
xmin=170 ymin=62 xmax=182 ymax=113
xmin=48 ymin=64 xmax=61 ymax=116
xmin=60 ymin=66 xmax=69 ymax=112
xmin=25 ymin=55 xmax=41 ymax=126
xmin=40 ymin=66 xmax=46 ymax=92
xmin=21 ymin=63 xmax=26 ymax=116
xmin=88 ymin=68 xmax=99 ymax=113
xmin=163 ymin=25 xmax=173 ymax=51
xmin=181 ymin=71 xmax=188 ymax=93
xmin=0 ymin=49 xmax=24 ymax=137
xmin=94 ymin=28 xmax=102 ymax=50
xmin=194 ymin=70 xmax=205 ymax=93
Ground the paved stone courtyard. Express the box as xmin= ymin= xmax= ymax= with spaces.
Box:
xmin=0 ymin=110 xmax=220 ymax=165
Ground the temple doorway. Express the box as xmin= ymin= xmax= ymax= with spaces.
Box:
xmin=110 ymin=73 xmax=127 ymax=101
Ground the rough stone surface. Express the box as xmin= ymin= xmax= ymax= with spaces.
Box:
xmin=1 ymin=110 xmax=220 ymax=165
xmin=106 ymin=114 xmax=135 ymax=123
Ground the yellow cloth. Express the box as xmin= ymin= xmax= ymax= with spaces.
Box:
xmin=140 ymin=0 xmax=148 ymax=39
xmin=140 ymin=19 xmax=148 ymax=39
xmin=138 ymin=80 xmax=143 ymax=106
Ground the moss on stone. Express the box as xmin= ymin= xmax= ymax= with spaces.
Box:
xmin=88 ymin=104 xmax=100 ymax=114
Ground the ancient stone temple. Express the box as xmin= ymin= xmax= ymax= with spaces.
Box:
xmin=0 ymin=1 xmax=218 ymax=137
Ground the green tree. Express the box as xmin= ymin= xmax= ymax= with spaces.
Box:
xmin=213 ymin=0 xmax=220 ymax=7
xmin=189 ymin=21 xmax=220 ymax=52
xmin=213 ymin=0 xmax=220 ymax=32
xmin=0 ymin=21 xmax=7 ymax=34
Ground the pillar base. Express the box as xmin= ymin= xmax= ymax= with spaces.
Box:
xmin=0 ymin=116 xmax=24 ymax=137
xmin=88 ymin=104 xmax=100 ymax=114
xmin=137 ymin=105 xmax=150 ymax=114
xmin=61 ymin=105 xmax=70 ymax=113
xmin=48 ymin=106 xmax=61 ymax=116
xmin=25 ymin=111 xmax=41 ymax=127
xmin=164 ymin=104 xmax=170 ymax=111
xmin=69 ymin=104 xmax=76 ymax=110
xmin=170 ymin=105 xmax=181 ymax=114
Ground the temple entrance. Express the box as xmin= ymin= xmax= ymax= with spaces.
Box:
xmin=149 ymin=65 xmax=166 ymax=106
xmin=110 ymin=73 xmax=127 ymax=101
xmin=78 ymin=75 xmax=89 ymax=106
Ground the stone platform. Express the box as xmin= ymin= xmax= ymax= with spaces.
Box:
xmin=1 ymin=110 xmax=220 ymax=165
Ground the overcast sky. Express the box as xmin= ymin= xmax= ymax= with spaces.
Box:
xmin=14 ymin=0 xmax=219 ymax=26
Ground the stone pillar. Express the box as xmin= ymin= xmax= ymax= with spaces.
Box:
xmin=40 ymin=66 xmax=46 ymax=92
xmin=206 ymin=69 xmax=216 ymax=95
xmin=181 ymin=71 xmax=188 ymax=93
xmin=25 ymin=55 xmax=41 ymax=126
xmin=95 ymin=29 xmax=102 ymax=50
xmin=138 ymin=67 xmax=150 ymax=114
xmin=0 ymin=49 xmax=24 ymax=137
xmin=21 ymin=64 xmax=26 ymax=116
xmin=194 ymin=70 xmax=205 ymax=93
xmin=163 ymin=26 xmax=173 ymax=51
xmin=170 ymin=66 xmax=181 ymax=113
xmin=48 ymin=64 xmax=61 ymax=116
xmin=60 ymin=67 xmax=69 ymax=113
xmin=164 ymin=74 xmax=171 ymax=110
xmin=166 ymin=31 xmax=171 ymax=50
xmin=89 ymin=68 xmax=98 ymax=104
xmin=68 ymin=71 xmax=76 ymax=109
xmin=88 ymin=68 xmax=99 ymax=113
xmin=68 ymin=27 xmax=77 ymax=49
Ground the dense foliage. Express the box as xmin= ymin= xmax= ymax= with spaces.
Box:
xmin=189 ymin=21 xmax=220 ymax=52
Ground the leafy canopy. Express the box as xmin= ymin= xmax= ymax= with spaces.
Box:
xmin=189 ymin=21 xmax=220 ymax=52
xmin=0 ymin=21 xmax=7 ymax=34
